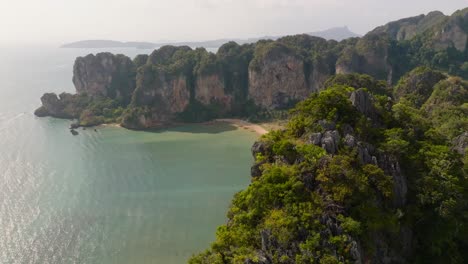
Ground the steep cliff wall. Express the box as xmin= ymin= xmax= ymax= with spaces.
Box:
xmin=336 ymin=34 xmax=392 ymax=83
xmin=195 ymin=74 xmax=232 ymax=109
xmin=73 ymin=53 xmax=136 ymax=101
xmin=35 ymin=9 xmax=468 ymax=128
xmin=371 ymin=8 xmax=468 ymax=53
xmin=248 ymin=42 xmax=310 ymax=109
xmin=121 ymin=64 xmax=191 ymax=128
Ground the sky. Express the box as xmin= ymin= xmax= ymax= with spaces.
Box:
xmin=0 ymin=0 xmax=466 ymax=45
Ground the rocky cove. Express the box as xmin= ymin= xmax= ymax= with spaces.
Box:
xmin=34 ymin=8 xmax=468 ymax=129
xmin=30 ymin=7 xmax=468 ymax=264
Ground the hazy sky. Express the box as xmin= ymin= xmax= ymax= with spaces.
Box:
xmin=0 ymin=0 xmax=466 ymax=44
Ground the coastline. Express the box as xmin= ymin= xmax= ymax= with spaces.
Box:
xmin=208 ymin=119 xmax=269 ymax=135
xmin=93 ymin=119 xmax=270 ymax=135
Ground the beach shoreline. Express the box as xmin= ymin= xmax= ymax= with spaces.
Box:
xmin=94 ymin=119 xmax=272 ymax=135
xmin=209 ymin=119 xmax=269 ymax=135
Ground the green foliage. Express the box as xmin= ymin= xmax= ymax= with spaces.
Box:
xmin=393 ymin=66 xmax=447 ymax=107
xmin=325 ymin=73 xmax=390 ymax=96
xmin=191 ymin=72 xmax=468 ymax=263
xmin=288 ymin=85 xmax=357 ymax=136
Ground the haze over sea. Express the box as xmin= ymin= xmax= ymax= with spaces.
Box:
xmin=0 ymin=45 xmax=256 ymax=264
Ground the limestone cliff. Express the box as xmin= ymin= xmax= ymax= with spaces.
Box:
xmin=34 ymin=93 xmax=88 ymax=119
xmin=195 ymin=73 xmax=232 ymax=110
xmin=247 ymin=36 xmax=339 ymax=109
xmin=336 ymin=34 xmax=392 ymax=83
xmin=73 ymin=52 xmax=136 ymax=101
xmin=121 ymin=64 xmax=191 ymax=128
xmin=35 ymin=9 xmax=468 ymax=129
xmin=248 ymin=42 xmax=310 ymax=109
xmin=371 ymin=8 xmax=468 ymax=52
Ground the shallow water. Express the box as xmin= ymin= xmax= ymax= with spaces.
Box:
xmin=0 ymin=45 xmax=256 ymax=263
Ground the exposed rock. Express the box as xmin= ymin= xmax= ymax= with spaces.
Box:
xmin=251 ymin=141 xmax=270 ymax=157
xmin=371 ymin=11 xmax=446 ymax=41
xmin=248 ymin=43 xmax=310 ymax=109
xmin=336 ymin=34 xmax=392 ymax=82
xmin=377 ymin=153 xmax=408 ymax=207
xmin=371 ymin=8 xmax=468 ymax=52
xmin=321 ymin=130 xmax=341 ymax=154
xmin=394 ymin=67 xmax=447 ymax=107
xmin=73 ymin=53 xmax=136 ymax=100
xmin=350 ymin=89 xmax=378 ymax=119
xmin=309 ymin=133 xmax=323 ymax=145
xmin=452 ymin=132 xmax=468 ymax=155
xmin=356 ymin=142 xmax=377 ymax=165
xmin=318 ymin=120 xmax=336 ymax=130
xmin=35 ymin=93 xmax=83 ymax=119
xmin=123 ymin=64 xmax=191 ymax=128
xmin=251 ymin=162 xmax=265 ymax=178
xmin=344 ymin=134 xmax=357 ymax=148
xmin=195 ymin=74 xmax=232 ymax=110
xmin=70 ymin=129 xmax=79 ymax=136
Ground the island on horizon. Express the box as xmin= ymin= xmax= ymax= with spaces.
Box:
xmin=60 ymin=26 xmax=360 ymax=49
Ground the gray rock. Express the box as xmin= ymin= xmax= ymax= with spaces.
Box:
xmin=318 ymin=120 xmax=336 ymax=130
xmin=309 ymin=133 xmax=323 ymax=145
xmin=344 ymin=134 xmax=357 ymax=148
xmin=349 ymin=241 xmax=362 ymax=263
xmin=378 ymin=153 xmax=408 ymax=207
xmin=342 ymin=123 xmax=355 ymax=135
xmin=70 ymin=129 xmax=79 ymax=136
xmin=357 ymin=142 xmax=376 ymax=165
xmin=73 ymin=53 xmax=136 ymax=100
xmin=321 ymin=130 xmax=341 ymax=154
xmin=350 ymin=89 xmax=377 ymax=119
xmin=251 ymin=162 xmax=265 ymax=178
xmin=452 ymin=132 xmax=468 ymax=155
xmin=251 ymin=141 xmax=270 ymax=157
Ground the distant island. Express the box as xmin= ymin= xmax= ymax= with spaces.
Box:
xmin=60 ymin=26 xmax=360 ymax=49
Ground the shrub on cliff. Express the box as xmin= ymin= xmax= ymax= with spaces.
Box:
xmin=190 ymin=76 xmax=468 ymax=263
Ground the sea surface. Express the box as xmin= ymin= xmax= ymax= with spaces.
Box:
xmin=0 ymin=45 xmax=256 ymax=263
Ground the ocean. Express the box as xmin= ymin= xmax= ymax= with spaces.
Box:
xmin=0 ymin=45 xmax=256 ymax=263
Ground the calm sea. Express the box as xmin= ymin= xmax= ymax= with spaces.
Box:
xmin=0 ymin=45 xmax=256 ymax=263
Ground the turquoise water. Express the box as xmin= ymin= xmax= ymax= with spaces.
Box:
xmin=0 ymin=46 xmax=257 ymax=263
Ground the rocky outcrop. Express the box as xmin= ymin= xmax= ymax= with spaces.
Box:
xmin=248 ymin=43 xmax=310 ymax=109
xmin=431 ymin=8 xmax=468 ymax=52
xmin=350 ymin=88 xmax=378 ymax=120
xmin=452 ymin=132 xmax=468 ymax=155
xmin=35 ymin=9 xmax=468 ymax=128
xmin=336 ymin=34 xmax=392 ymax=82
xmin=195 ymin=74 xmax=232 ymax=109
xmin=370 ymin=11 xmax=446 ymax=41
xmin=371 ymin=8 xmax=468 ymax=52
xmin=122 ymin=65 xmax=191 ymax=128
xmin=394 ymin=67 xmax=447 ymax=107
xmin=73 ymin=53 xmax=136 ymax=100
xmin=34 ymin=93 xmax=85 ymax=119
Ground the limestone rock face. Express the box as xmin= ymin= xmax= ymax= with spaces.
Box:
xmin=123 ymin=65 xmax=191 ymax=128
xmin=336 ymin=34 xmax=392 ymax=82
xmin=431 ymin=8 xmax=468 ymax=52
xmin=394 ymin=67 xmax=447 ymax=107
xmin=452 ymin=132 xmax=468 ymax=155
xmin=34 ymin=93 xmax=83 ymax=119
xmin=195 ymin=74 xmax=232 ymax=109
xmin=370 ymin=11 xmax=446 ymax=41
xmin=248 ymin=51 xmax=309 ymax=109
xmin=370 ymin=8 xmax=468 ymax=52
xmin=350 ymin=89 xmax=378 ymax=119
xmin=73 ymin=53 xmax=136 ymax=100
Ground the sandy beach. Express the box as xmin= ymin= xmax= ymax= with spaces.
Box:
xmin=95 ymin=119 xmax=272 ymax=135
xmin=211 ymin=119 xmax=269 ymax=135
